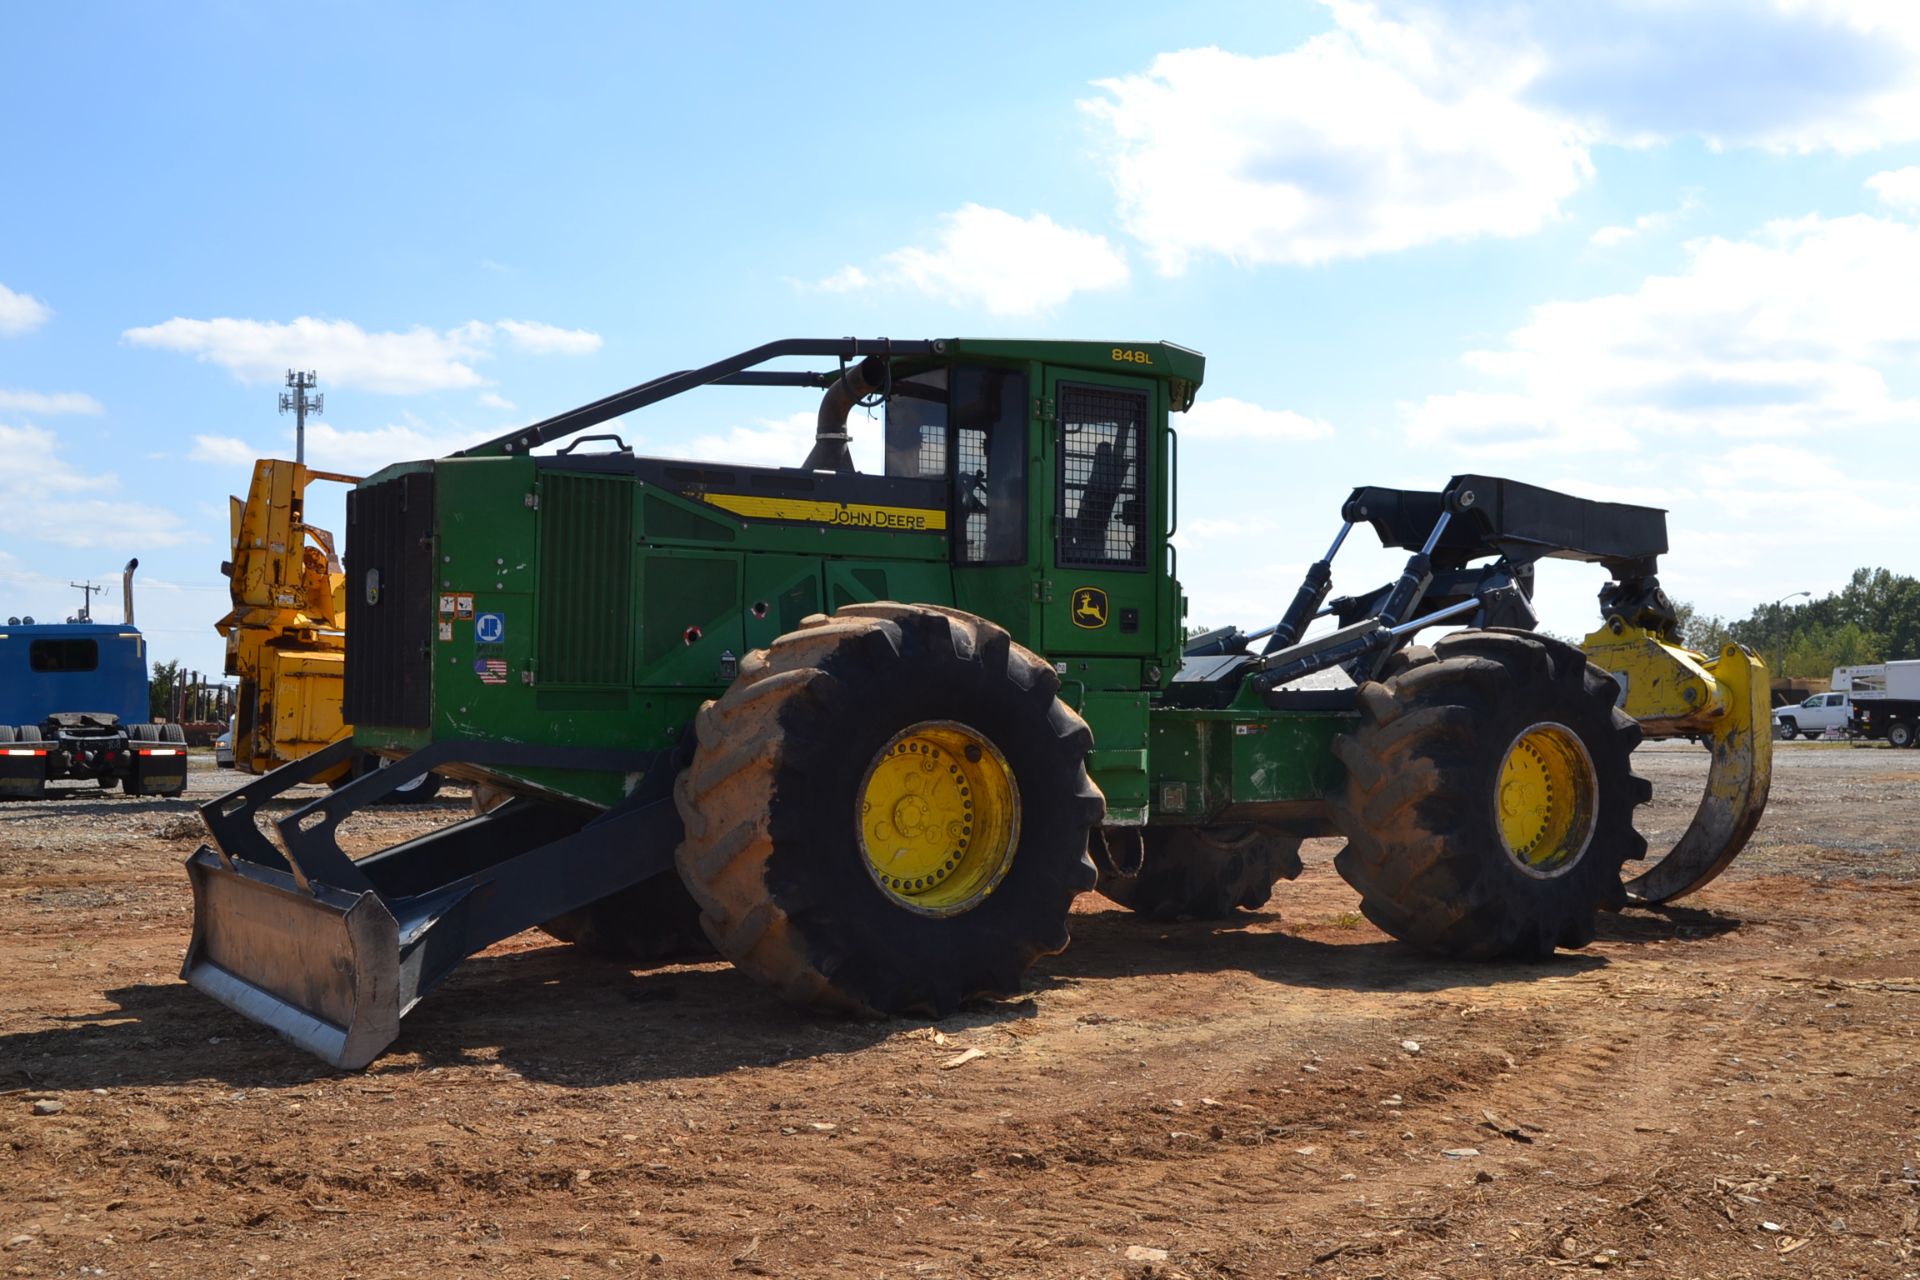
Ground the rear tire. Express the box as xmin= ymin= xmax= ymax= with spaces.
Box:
xmin=1097 ymin=825 xmax=1303 ymax=920
xmin=1329 ymin=629 xmax=1649 ymax=960
xmin=674 ymin=603 xmax=1102 ymax=1015
xmin=1889 ymin=720 xmax=1917 ymax=750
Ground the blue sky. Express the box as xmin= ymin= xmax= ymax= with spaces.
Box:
xmin=3 ymin=0 xmax=1918 ymax=676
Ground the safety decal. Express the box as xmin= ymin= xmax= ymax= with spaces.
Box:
xmin=474 ymin=610 xmax=507 ymax=684
xmin=1070 ymin=586 xmax=1110 ymax=629
xmin=456 ymin=594 xmax=476 ymax=619
xmin=438 ymin=621 xmax=453 ymax=642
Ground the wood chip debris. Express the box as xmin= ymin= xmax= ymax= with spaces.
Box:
xmin=940 ymin=1048 xmax=986 ymax=1070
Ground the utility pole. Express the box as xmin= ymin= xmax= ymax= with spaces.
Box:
xmin=279 ymin=370 xmax=323 ymax=464
xmin=68 ymin=580 xmax=101 ymax=622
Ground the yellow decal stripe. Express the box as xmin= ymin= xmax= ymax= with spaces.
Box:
xmin=698 ymin=492 xmax=948 ymax=532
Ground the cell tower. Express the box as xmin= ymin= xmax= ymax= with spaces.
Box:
xmin=279 ymin=370 xmax=324 ymax=464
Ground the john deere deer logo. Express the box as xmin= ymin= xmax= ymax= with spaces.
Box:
xmin=1071 ymin=586 xmax=1109 ymax=629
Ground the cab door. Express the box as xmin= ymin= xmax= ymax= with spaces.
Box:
xmin=1040 ymin=368 xmax=1160 ymax=657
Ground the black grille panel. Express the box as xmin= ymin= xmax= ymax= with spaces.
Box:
xmin=538 ymin=472 xmax=633 ymax=685
xmin=344 ymin=470 xmax=435 ymax=728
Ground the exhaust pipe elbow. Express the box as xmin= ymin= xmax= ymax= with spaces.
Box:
xmin=803 ymin=356 xmax=886 ymax=472
xmin=123 ymin=558 xmax=139 ymax=627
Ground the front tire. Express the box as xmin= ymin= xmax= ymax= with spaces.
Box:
xmin=673 ymin=603 xmax=1103 ymax=1015
xmin=1329 ymin=630 xmax=1649 ymax=960
xmin=1097 ymin=825 xmax=1303 ymax=920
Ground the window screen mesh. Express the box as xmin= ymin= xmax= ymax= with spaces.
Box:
xmin=955 ymin=425 xmax=988 ymax=560
xmin=1057 ymin=383 xmax=1147 ymax=568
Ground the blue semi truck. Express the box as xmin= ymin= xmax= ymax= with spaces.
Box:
xmin=0 ymin=561 xmax=188 ymax=799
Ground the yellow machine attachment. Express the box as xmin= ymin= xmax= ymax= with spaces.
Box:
xmin=215 ymin=459 xmax=360 ymax=783
xmin=1581 ymin=618 xmax=1772 ymax=903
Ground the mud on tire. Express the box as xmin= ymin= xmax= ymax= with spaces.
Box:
xmin=673 ymin=603 xmax=1104 ymax=1016
xmin=1096 ymin=825 xmax=1303 ymax=921
xmin=1329 ymin=629 xmax=1650 ymax=960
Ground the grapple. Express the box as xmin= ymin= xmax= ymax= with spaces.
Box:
xmin=1581 ymin=623 xmax=1772 ymax=903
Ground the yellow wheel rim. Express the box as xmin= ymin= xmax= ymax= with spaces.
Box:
xmin=857 ymin=720 xmax=1020 ymax=916
xmin=1494 ymin=722 xmax=1598 ymax=878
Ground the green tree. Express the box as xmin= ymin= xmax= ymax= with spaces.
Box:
xmin=1782 ymin=621 xmax=1883 ymax=678
xmin=149 ymin=658 xmax=181 ymax=721
xmin=1671 ymin=600 xmax=1734 ymax=654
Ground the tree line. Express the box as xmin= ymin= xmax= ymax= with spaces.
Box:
xmin=1675 ymin=568 xmax=1920 ymax=678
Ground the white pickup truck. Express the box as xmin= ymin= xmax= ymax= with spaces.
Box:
xmin=1772 ymin=691 xmax=1854 ymax=740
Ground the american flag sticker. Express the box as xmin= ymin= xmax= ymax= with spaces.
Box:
xmin=475 ymin=657 xmax=509 ymax=684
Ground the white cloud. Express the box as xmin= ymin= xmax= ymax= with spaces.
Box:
xmin=1182 ymin=395 xmax=1333 ymax=443
xmin=1588 ymin=192 xmax=1700 ymax=248
xmin=660 ymin=409 xmax=884 ymax=473
xmin=814 ymin=205 xmax=1129 ymax=315
xmin=0 ymin=282 xmax=52 ymax=336
xmin=814 ymin=266 xmax=871 ymax=294
xmin=188 ymin=435 xmax=259 ymax=465
xmin=0 ymin=389 xmax=103 ymax=415
xmin=123 ymin=315 xmax=604 ymax=394
xmin=189 ymin=417 xmax=487 ymax=475
xmin=1083 ymin=2 xmax=1920 ymax=274
xmin=477 ymin=392 xmax=518 ymax=411
xmin=1082 ymin=10 xmax=1593 ymax=272
xmin=1405 ymin=209 xmax=1920 ymax=456
xmin=0 ymin=423 xmax=194 ymax=548
xmin=1867 ymin=165 xmax=1920 ymax=212
xmin=1508 ymin=0 xmax=1920 ymax=155
xmin=496 ymin=319 xmax=602 ymax=356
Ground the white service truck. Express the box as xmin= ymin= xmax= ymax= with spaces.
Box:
xmin=1834 ymin=661 xmax=1920 ymax=748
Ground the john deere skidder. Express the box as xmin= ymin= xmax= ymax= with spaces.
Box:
xmin=181 ymin=338 xmax=1772 ymax=1068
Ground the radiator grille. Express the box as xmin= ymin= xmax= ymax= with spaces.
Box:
xmin=343 ymin=470 xmax=434 ymax=728
xmin=538 ymin=472 xmax=634 ymax=686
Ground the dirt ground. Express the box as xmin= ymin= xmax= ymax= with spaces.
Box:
xmin=3 ymin=741 xmax=1919 ymax=1279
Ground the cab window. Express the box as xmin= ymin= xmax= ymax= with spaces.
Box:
xmin=883 ymin=369 xmax=948 ymax=479
xmin=951 ymin=368 xmax=1027 ymax=564
xmin=884 ymin=366 xmax=1028 ymax=565
xmin=30 ymin=639 xmax=98 ymax=672
xmin=1056 ymin=382 xmax=1148 ymax=570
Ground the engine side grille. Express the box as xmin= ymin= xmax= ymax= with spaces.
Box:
xmin=538 ymin=472 xmax=634 ymax=686
xmin=343 ymin=470 xmax=435 ymax=728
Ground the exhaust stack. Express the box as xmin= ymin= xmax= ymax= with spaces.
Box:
xmin=122 ymin=558 xmax=138 ymax=626
xmin=803 ymin=356 xmax=886 ymax=472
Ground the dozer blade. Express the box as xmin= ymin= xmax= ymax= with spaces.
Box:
xmin=1583 ymin=625 xmax=1773 ymax=905
xmin=184 ymin=850 xmax=401 ymax=1069
xmin=180 ymin=737 xmax=679 ymax=1069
